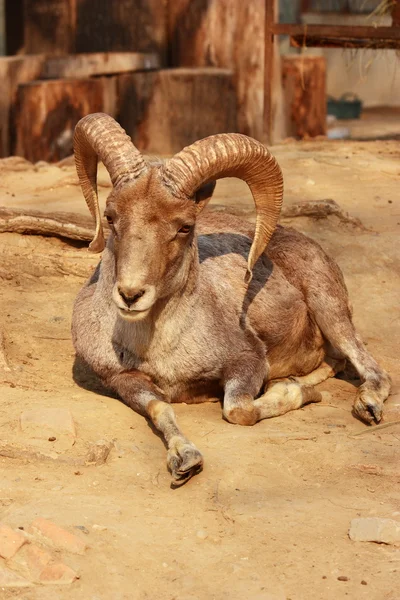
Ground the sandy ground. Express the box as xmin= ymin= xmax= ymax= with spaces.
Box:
xmin=0 ymin=140 xmax=399 ymax=600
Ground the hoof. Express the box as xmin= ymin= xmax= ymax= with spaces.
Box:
xmin=167 ymin=443 xmax=204 ymax=487
xmin=353 ymin=390 xmax=383 ymax=425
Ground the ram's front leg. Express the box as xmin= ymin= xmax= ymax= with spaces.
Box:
xmin=108 ymin=371 xmax=203 ymax=486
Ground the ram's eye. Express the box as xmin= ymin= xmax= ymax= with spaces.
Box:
xmin=179 ymin=225 xmax=191 ymax=234
xmin=105 ymin=215 xmax=113 ymax=225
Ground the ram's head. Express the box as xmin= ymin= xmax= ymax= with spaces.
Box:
xmin=74 ymin=114 xmax=283 ymax=321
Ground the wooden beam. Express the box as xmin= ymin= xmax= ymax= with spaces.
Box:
xmin=290 ymin=35 xmax=400 ymax=50
xmin=263 ymin=0 xmax=275 ymax=144
xmin=271 ymin=23 xmax=400 ymax=40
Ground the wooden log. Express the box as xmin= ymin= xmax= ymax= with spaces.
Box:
xmin=281 ymin=56 xmax=326 ymax=139
xmin=116 ymin=68 xmax=237 ymax=155
xmin=42 ymin=52 xmax=159 ymax=79
xmin=13 ymin=79 xmax=114 ymax=163
xmin=168 ymin=0 xmax=265 ymax=139
xmin=0 ymin=56 xmax=45 ymax=158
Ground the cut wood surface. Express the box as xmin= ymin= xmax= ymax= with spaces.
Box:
xmin=42 ymin=52 xmax=160 ymax=79
xmin=14 ymin=79 xmax=109 ymax=162
xmin=0 ymin=56 xmax=45 ymax=158
xmin=117 ymin=68 xmax=237 ymax=154
xmin=282 ymin=55 xmax=326 ymax=139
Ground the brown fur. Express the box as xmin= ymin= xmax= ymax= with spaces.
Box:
xmin=72 ymin=170 xmax=391 ymax=484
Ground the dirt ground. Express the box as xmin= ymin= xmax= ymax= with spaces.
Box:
xmin=0 ymin=140 xmax=399 ymax=600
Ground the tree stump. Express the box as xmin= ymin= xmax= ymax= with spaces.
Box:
xmin=281 ymin=55 xmax=326 ymax=139
xmin=13 ymin=79 xmax=112 ymax=162
xmin=0 ymin=56 xmax=45 ymax=158
xmin=116 ymin=68 xmax=237 ymax=154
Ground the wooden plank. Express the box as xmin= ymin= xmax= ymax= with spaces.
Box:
xmin=13 ymin=79 xmax=107 ymax=162
xmin=263 ymin=0 xmax=285 ymax=144
xmin=290 ymin=35 xmax=400 ymax=49
xmin=271 ymin=23 xmax=400 ymax=40
xmin=264 ymin=0 xmax=274 ymax=144
xmin=42 ymin=52 xmax=160 ymax=79
xmin=116 ymin=68 xmax=237 ymax=154
xmin=282 ymin=56 xmax=326 ymax=139
xmin=168 ymin=0 xmax=264 ymax=139
xmin=0 ymin=56 xmax=45 ymax=158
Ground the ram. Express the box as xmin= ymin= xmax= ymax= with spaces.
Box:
xmin=72 ymin=113 xmax=390 ymax=485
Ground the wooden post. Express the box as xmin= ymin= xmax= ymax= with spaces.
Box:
xmin=13 ymin=79 xmax=111 ymax=162
xmin=0 ymin=56 xmax=45 ymax=158
xmin=281 ymin=55 xmax=326 ymax=139
xmin=116 ymin=68 xmax=237 ymax=154
xmin=168 ymin=0 xmax=264 ymax=139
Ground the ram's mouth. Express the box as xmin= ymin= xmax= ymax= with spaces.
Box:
xmin=118 ymin=307 xmax=151 ymax=322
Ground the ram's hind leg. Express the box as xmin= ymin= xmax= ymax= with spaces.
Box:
xmin=288 ymin=357 xmax=346 ymax=386
xmin=305 ymin=260 xmax=391 ymax=424
xmin=224 ymin=380 xmax=322 ymax=426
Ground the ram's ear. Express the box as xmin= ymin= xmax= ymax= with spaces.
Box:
xmin=194 ymin=181 xmax=216 ymax=213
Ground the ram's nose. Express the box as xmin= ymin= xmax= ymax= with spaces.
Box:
xmin=118 ymin=286 xmax=146 ymax=308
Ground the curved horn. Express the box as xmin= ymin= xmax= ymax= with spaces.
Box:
xmin=162 ymin=134 xmax=283 ymax=281
xmin=73 ymin=113 xmax=147 ymax=252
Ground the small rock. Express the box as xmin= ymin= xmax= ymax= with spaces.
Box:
xmin=196 ymin=530 xmax=208 ymax=540
xmin=0 ymin=565 xmax=31 ymax=587
xmin=361 ymin=580 xmax=367 ymax=585
xmin=92 ymin=524 xmax=107 ymax=531
xmin=20 ymin=408 xmax=76 ymax=450
xmin=337 ymin=576 xmax=349 ymax=581
xmin=74 ymin=525 xmax=90 ymax=535
xmin=349 ymin=517 xmax=400 ymax=545
xmin=29 ymin=518 xmax=87 ymax=555
xmin=0 ymin=523 xmax=27 ymax=559
xmin=86 ymin=439 xmax=113 ymax=465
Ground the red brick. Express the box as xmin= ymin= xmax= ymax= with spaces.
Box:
xmin=23 ymin=544 xmax=53 ymax=578
xmin=39 ymin=562 xmax=78 ymax=585
xmin=0 ymin=523 xmax=27 ymax=559
xmin=29 ymin=518 xmax=87 ymax=555
xmin=0 ymin=565 xmax=31 ymax=588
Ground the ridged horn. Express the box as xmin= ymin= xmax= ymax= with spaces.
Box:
xmin=162 ymin=133 xmax=283 ymax=281
xmin=73 ymin=113 xmax=147 ymax=252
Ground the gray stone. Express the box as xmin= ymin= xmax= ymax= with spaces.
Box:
xmin=349 ymin=517 xmax=400 ymax=545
